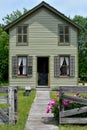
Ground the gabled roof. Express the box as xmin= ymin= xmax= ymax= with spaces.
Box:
xmin=4 ymin=1 xmax=82 ymax=32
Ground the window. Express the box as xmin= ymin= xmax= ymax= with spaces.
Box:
xmin=17 ymin=26 xmax=27 ymax=45
xmin=12 ymin=56 xmax=33 ymax=78
xmin=59 ymin=25 xmax=69 ymax=44
xmin=18 ymin=56 xmax=27 ymax=76
xmin=60 ymin=56 xmax=70 ymax=76
xmin=54 ymin=56 xmax=75 ymax=78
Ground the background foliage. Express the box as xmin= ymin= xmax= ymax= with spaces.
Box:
xmin=2 ymin=8 xmax=28 ymax=25
xmin=0 ymin=27 xmax=8 ymax=83
xmin=73 ymin=16 xmax=87 ymax=82
xmin=0 ymin=9 xmax=28 ymax=83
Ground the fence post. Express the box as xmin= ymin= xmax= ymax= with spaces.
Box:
xmin=59 ymin=88 xmax=64 ymax=111
xmin=59 ymin=88 xmax=64 ymax=123
xmin=14 ymin=87 xmax=18 ymax=123
xmin=8 ymin=87 xmax=18 ymax=124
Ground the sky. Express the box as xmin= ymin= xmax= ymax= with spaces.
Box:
xmin=0 ymin=0 xmax=87 ymax=24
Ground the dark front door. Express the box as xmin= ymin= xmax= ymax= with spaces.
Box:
xmin=37 ymin=57 xmax=49 ymax=86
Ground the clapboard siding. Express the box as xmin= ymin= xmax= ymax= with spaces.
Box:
xmin=9 ymin=48 xmax=77 ymax=54
xmin=9 ymin=7 xmax=78 ymax=87
xmin=29 ymin=33 xmax=57 ymax=38
xmin=9 ymin=8 xmax=77 ymax=49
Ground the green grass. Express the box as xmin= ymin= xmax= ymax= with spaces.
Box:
xmin=50 ymin=91 xmax=87 ymax=130
xmin=50 ymin=91 xmax=59 ymax=101
xmin=59 ymin=125 xmax=87 ymax=130
xmin=0 ymin=90 xmax=36 ymax=130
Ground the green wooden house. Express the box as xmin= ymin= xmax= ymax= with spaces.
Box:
xmin=4 ymin=1 xmax=81 ymax=89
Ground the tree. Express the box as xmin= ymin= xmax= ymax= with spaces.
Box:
xmin=0 ymin=8 xmax=28 ymax=83
xmin=0 ymin=8 xmax=29 ymax=83
xmin=73 ymin=15 xmax=87 ymax=81
xmin=0 ymin=27 xmax=9 ymax=82
xmin=73 ymin=15 xmax=87 ymax=49
xmin=2 ymin=8 xmax=28 ymax=25
xmin=78 ymin=42 xmax=87 ymax=81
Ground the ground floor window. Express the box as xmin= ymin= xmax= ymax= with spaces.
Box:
xmin=18 ymin=56 xmax=27 ymax=76
xmin=12 ymin=56 xmax=33 ymax=78
xmin=54 ymin=55 xmax=75 ymax=78
xmin=60 ymin=56 xmax=70 ymax=76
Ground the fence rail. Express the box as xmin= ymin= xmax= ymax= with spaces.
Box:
xmin=60 ymin=106 xmax=87 ymax=117
xmin=0 ymin=96 xmax=8 ymax=104
xmin=59 ymin=86 xmax=87 ymax=93
xmin=60 ymin=118 xmax=87 ymax=124
xmin=62 ymin=94 xmax=87 ymax=105
xmin=0 ymin=87 xmax=8 ymax=93
xmin=59 ymin=86 xmax=87 ymax=124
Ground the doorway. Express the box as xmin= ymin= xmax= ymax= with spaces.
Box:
xmin=37 ymin=57 xmax=49 ymax=86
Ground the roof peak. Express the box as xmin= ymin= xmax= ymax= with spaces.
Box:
xmin=4 ymin=1 xmax=82 ymax=32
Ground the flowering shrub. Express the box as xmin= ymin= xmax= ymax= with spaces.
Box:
xmin=46 ymin=92 xmax=87 ymax=120
xmin=46 ymin=99 xmax=59 ymax=119
xmin=46 ymin=99 xmax=56 ymax=113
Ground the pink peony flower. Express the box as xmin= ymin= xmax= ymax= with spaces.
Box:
xmin=46 ymin=108 xmax=50 ymax=113
xmin=48 ymin=101 xmax=51 ymax=106
xmin=48 ymin=105 xmax=52 ymax=110
xmin=46 ymin=99 xmax=57 ymax=114
xmin=63 ymin=101 xmax=69 ymax=107
xmin=74 ymin=93 xmax=79 ymax=97
xmin=51 ymin=99 xmax=56 ymax=106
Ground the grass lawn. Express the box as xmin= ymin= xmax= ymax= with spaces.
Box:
xmin=0 ymin=90 xmax=36 ymax=130
xmin=50 ymin=91 xmax=87 ymax=130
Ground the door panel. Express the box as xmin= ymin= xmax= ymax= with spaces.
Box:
xmin=37 ymin=57 xmax=49 ymax=86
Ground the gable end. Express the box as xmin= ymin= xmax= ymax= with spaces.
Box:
xmin=4 ymin=1 xmax=82 ymax=32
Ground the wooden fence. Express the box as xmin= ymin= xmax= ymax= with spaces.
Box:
xmin=59 ymin=86 xmax=87 ymax=124
xmin=0 ymin=86 xmax=17 ymax=124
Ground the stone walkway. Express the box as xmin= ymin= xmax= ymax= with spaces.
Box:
xmin=25 ymin=91 xmax=59 ymax=130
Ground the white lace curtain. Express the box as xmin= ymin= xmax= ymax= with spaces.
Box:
xmin=18 ymin=57 xmax=27 ymax=75
xmin=60 ymin=57 xmax=69 ymax=75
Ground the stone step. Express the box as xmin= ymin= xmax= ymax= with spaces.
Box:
xmin=36 ymin=87 xmax=51 ymax=91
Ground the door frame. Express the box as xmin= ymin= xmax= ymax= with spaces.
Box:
xmin=36 ymin=56 xmax=50 ymax=86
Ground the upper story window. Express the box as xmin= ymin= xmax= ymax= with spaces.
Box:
xmin=59 ymin=25 xmax=69 ymax=45
xmin=17 ymin=26 xmax=28 ymax=45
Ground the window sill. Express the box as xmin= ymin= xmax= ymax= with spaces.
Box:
xmin=17 ymin=75 xmax=32 ymax=78
xmin=17 ymin=75 xmax=27 ymax=78
xmin=16 ymin=42 xmax=28 ymax=46
xmin=59 ymin=75 xmax=69 ymax=78
xmin=58 ymin=42 xmax=70 ymax=46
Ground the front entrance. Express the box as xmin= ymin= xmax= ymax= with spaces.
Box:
xmin=37 ymin=57 xmax=49 ymax=86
